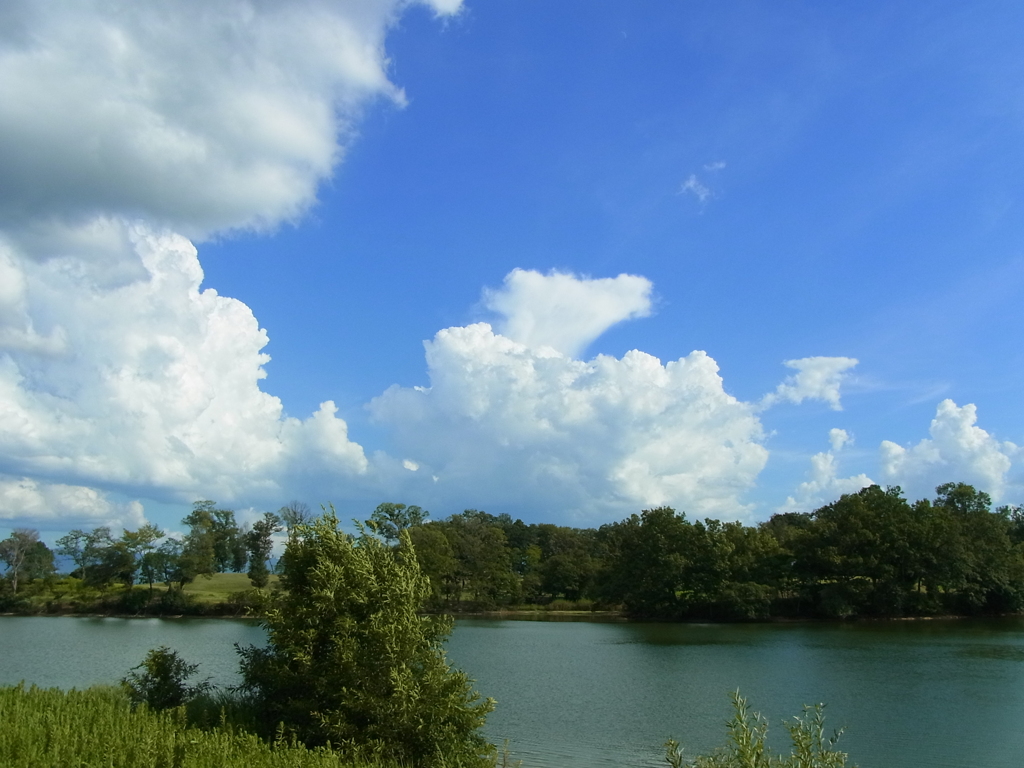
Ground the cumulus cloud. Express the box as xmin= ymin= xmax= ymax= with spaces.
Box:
xmin=0 ymin=0 xmax=461 ymax=241
xmin=0 ymin=0 xmax=460 ymax=529
xmin=370 ymin=322 xmax=768 ymax=521
xmin=778 ymin=429 xmax=873 ymax=513
xmin=761 ymin=356 xmax=859 ymax=411
xmin=880 ymin=399 xmax=1021 ymax=503
xmin=482 ymin=269 xmax=653 ymax=358
xmin=0 ymin=228 xmax=368 ymax=513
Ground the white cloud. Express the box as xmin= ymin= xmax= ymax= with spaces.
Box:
xmin=0 ymin=226 xmax=368 ymax=512
xmin=761 ymin=356 xmax=859 ymax=411
xmin=0 ymin=0 xmax=461 ymax=241
xmin=482 ymin=268 xmax=653 ymax=358
xmin=0 ymin=475 xmax=147 ymax=530
xmin=0 ymin=0 xmax=459 ymax=529
xmin=778 ymin=429 xmax=873 ymax=513
xmin=829 ymin=427 xmax=850 ymax=452
xmin=880 ymin=399 xmax=1021 ymax=503
xmin=370 ymin=322 xmax=768 ymax=522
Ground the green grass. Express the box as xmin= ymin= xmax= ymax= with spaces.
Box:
xmin=0 ymin=684 xmax=375 ymax=768
xmin=181 ymin=572 xmax=279 ymax=603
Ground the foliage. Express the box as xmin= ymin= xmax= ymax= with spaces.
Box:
xmin=367 ymin=502 xmax=428 ymax=543
xmin=247 ymin=512 xmax=283 ymax=588
xmin=0 ymin=684 xmax=366 ymax=768
xmin=122 ymin=646 xmax=213 ymax=711
xmin=0 ymin=529 xmax=53 ymax=594
xmin=18 ymin=480 xmax=1024 ymax=621
xmin=237 ymin=510 xmax=495 ymax=767
xmin=665 ymin=691 xmax=852 ymax=768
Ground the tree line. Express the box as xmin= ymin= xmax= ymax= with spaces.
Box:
xmin=0 ymin=500 xmax=311 ymax=608
xmin=399 ymin=482 xmax=1024 ymax=619
xmin=3 ymin=482 xmax=1023 ymax=620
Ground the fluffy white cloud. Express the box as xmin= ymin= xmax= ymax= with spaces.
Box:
xmin=482 ymin=269 xmax=653 ymax=358
xmin=778 ymin=429 xmax=874 ymax=513
xmin=880 ymin=399 xmax=1021 ymax=503
xmin=761 ymin=356 xmax=859 ymax=411
xmin=0 ymin=0 xmax=461 ymax=240
xmin=829 ymin=427 xmax=850 ymax=452
xmin=370 ymin=322 xmax=768 ymax=521
xmin=0 ymin=0 xmax=460 ymax=529
xmin=0 ymin=226 xmax=368 ymax=513
xmin=0 ymin=476 xmax=147 ymax=530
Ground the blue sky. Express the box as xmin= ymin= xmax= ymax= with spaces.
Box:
xmin=1 ymin=0 xmax=1023 ymax=537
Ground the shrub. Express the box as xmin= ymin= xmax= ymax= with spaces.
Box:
xmin=237 ymin=511 xmax=495 ymax=768
xmin=122 ymin=646 xmax=212 ymax=711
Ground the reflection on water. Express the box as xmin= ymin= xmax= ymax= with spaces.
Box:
xmin=1 ymin=615 xmax=1023 ymax=768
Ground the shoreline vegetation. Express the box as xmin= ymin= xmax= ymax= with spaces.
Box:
xmin=3 ymin=482 xmax=1024 ymax=623
xmin=0 ymin=684 xmax=853 ymax=768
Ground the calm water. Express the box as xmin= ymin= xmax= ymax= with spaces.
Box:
xmin=1 ymin=615 xmax=1023 ymax=768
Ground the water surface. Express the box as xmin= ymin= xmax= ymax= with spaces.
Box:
xmin=2 ymin=615 xmax=1022 ymax=768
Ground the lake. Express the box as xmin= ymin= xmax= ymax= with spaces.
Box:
xmin=1 ymin=615 xmax=1023 ymax=767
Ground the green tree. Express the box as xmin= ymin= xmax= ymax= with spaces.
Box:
xmin=118 ymin=524 xmax=164 ymax=587
xmin=409 ymin=523 xmax=459 ymax=608
xmin=245 ymin=512 xmax=282 ymax=588
xmin=122 ymin=646 xmax=212 ymax=711
xmin=598 ymin=507 xmax=691 ymax=617
xmin=931 ymin=482 xmax=1022 ymax=612
xmin=444 ymin=511 xmax=520 ymax=607
xmin=56 ymin=527 xmax=113 ymax=585
xmin=210 ymin=509 xmax=244 ymax=573
xmin=0 ymin=529 xmax=51 ymax=594
xmin=237 ymin=510 xmax=494 ymax=767
xmin=181 ymin=501 xmax=218 ymax=581
xmin=366 ymin=502 xmax=428 ymax=543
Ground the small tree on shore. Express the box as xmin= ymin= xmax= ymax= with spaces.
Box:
xmin=237 ymin=509 xmax=495 ymax=767
xmin=245 ymin=512 xmax=282 ymax=588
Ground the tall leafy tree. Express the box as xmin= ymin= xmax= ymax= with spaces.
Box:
xmin=180 ymin=501 xmax=218 ymax=581
xmin=210 ymin=509 xmax=244 ymax=573
xmin=116 ymin=524 xmax=164 ymax=588
xmin=237 ymin=510 xmax=495 ymax=766
xmin=245 ymin=512 xmax=282 ymax=588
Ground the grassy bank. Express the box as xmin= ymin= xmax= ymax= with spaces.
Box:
xmin=0 ymin=573 xmax=281 ymax=617
xmin=0 ymin=684 xmax=853 ymax=768
xmin=0 ymin=685 xmax=372 ymax=768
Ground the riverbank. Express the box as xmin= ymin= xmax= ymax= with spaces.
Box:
xmin=5 ymin=573 xmax=1021 ymax=623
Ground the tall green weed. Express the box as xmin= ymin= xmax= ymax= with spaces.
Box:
xmin=0 ymin=684 xmax=371 ymax=768
xmin=665 ymin=691 xmax=853 ymax=768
